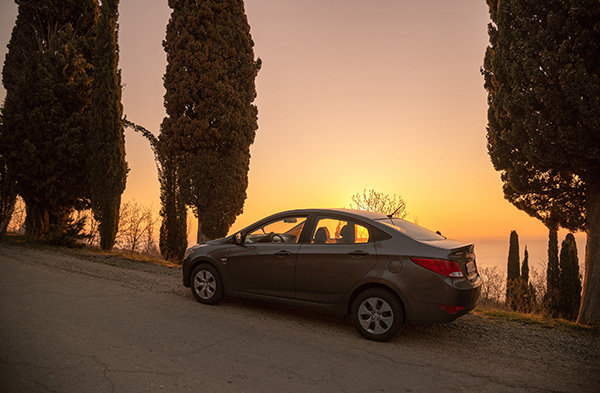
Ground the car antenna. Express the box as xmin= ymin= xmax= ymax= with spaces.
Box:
xmin=387 ymin=206 xmax=403 ymax=223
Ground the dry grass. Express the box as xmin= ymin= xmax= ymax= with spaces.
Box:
xmin=107 ymin=248 xmax=180 ymax=268
xmin=475 ymin=265 xmax=595 ymax=332
xmin=2 ymin=232 xmax=181 ymax=268
xmin=473 ymin=307 xmax=596 ymax=333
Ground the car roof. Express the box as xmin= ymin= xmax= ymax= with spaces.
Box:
xmin=277 ymin=208 xmax=390 ymax=221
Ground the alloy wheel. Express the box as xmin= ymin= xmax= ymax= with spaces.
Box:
xmin=357 ymin=296 xmax=394 ymax=335
xmin=194 ymin=269 xmax=216 ymax=300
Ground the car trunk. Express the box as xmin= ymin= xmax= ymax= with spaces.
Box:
xmin=448 ymin=244 xmax=478 ymax=282
xmin=420 ymin=240 xmax=479 ymax=282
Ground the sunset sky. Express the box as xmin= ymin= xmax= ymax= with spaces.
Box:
xmin=0 ymin=0 xmax=578 ymax=243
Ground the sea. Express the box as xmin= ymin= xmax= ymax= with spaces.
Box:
xmin=467 ymin=233 xmax=587 ymax=277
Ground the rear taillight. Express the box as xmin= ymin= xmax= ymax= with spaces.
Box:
xmin=410 ymin=258 xmax=464 ymax=278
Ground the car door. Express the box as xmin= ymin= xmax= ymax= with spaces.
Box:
xmin=226 ymin=215 xmax=307 ymax=299
xmin=295 ymin=216 xmax=378 ymax=303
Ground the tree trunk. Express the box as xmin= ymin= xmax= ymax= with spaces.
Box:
xmin=197 ymin=217 xmax=211 ymax=244
xmin=578 ymin=180 xmax=600 ymax=325
xmin=98 ymin=196 xmax=121 ymax=251
xmin=24 ymin=202 xmax=49 ymax=240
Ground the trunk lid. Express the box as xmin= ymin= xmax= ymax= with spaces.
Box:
xmin=418 ymin=239 xmax=479 ymax=281
xmin=448 ymin=244 xmax=478 ymax=281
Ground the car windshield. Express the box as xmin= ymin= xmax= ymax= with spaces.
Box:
xmin=376 ymin=217 xmax=446 ymax=241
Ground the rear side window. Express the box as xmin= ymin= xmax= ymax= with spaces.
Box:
xmin=311 ymin=217 xmax=370 ymax=244
xmin=376 ymin=218 xmax=445 ymax=241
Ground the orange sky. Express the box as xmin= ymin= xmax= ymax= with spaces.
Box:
xmin=0 ymin=0 xmax=568 ymax=242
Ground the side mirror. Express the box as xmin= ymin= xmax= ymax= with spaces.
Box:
xmin=233 ymin=232 xmax=243 ymax=245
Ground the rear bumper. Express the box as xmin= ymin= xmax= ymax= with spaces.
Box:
xmin=405 ymin=274 xmax=482 ymax=324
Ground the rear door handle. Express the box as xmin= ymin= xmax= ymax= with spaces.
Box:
xmin=275 ymin=250 xmax=292 ymax=257
xmin=348 ymin=250 xmax=369 ymax=258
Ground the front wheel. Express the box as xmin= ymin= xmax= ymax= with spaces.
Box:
xmin=351 ymin=288 xmax=404 ymax=341
xmin=191 ymin=264 xmax=223 ymax=305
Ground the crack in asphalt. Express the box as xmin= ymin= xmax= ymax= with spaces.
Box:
xmin=168 ymin=328 xmax=253 ymax=358
xmin=64 ymin=352 xmax=116 ymax=393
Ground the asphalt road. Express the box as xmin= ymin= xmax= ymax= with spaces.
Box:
xmin=1 ymin=243 xmax=598 ymax=393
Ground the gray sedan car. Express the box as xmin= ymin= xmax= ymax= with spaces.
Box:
xmin=182 ymin=209 xmax=481 ymax=341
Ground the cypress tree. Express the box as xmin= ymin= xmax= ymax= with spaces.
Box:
xmin=558 ymin=234 xmax=582 ymax=321
xmin=483 ymin=0 xmax=600 ymax=325
xmin=160 ymin=0 xmax=261 ymax=242
xmin=506 ymin=230 xmax=520 ymax=309
xmin=0 ymin=0 xmax=99 ymax=239
xmin=547 ymin=228 xmax=560 ymax=315
xmin=521 ymin=246 xmax=529 ymax=284
xmin=88 ymin=0 xmax=127 ymax=250
xmin=518 ymin=245 xmax=535 ymax=313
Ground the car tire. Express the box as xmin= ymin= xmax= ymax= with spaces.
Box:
xmin=190 ymin=264 xmax=223 ymax=305
xmin=351 ymin=288 xmax=404 ymax=341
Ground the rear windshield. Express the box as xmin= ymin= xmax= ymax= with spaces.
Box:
xmin=376 ymin=218 xmax=446 ymax=241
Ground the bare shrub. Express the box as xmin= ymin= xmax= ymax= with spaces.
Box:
xmin=528 ymin=265 xmax=553 ymax=315
xmin=478 ymin=266 xmax=506 ymax=309
xmin=478 ymin=263 xmax=555 ymax=316
xmin=115 ymin=200 xmax=159 ymax=255
xmin=141 ymin=211 xmax=161 ymax=258
xmin=350 ymin=189 xmax=408 ymax=218
xmin=507 ymin=279 xmax=536 ymax=313
xmin=6 ymin=198 xmax=162 ymax=258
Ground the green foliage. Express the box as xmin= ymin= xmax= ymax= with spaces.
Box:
xmin=483 ymin=0 xmax=600 ymax=325
xmin=43 ymin=212 xmax=88 ymax=248
xmin=87 ymin=0 xmax=127 ymax=250
xmin=160 ymin=0 xmax=260 ymax=240
xmin=521 ymin=246 xmax=529 ymax=283
xmin=558 ymin=234 xmax=582 ymax=321
xmin=506 ymin=230 xmax=521 ymax=309
xmin=483 ymin=0 xmax=600 ymax=180
xmin=500 ymin=166 xmax=585 ymax=232
xmin=546 ymin=228 xmax=560 ymax=316
xmin=0 ymin=0 xmax=99 ymax=239
xmin=350 ymin=189 xmax=408 ymax=219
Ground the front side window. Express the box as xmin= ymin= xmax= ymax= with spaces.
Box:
xmin=311 ymin=218 xmax=370 ymax=244
xmin=245 ymin=216 xmax=307 ymax=244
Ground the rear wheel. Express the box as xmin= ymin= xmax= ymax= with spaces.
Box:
xmin=351 ymin=288 xmax=404 ymax=341
xmin=191 ymin=264 xmax=223 ymax=305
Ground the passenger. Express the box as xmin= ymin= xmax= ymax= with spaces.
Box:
xmin=339 ymin=224 xmax=355 ymax=243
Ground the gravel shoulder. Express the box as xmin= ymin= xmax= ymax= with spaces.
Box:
xmin=1 ymin=241 xmax=599 ymax=393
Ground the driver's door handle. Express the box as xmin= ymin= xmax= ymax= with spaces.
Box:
xmin=275 ymin=250 xmax=292 ymax=257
